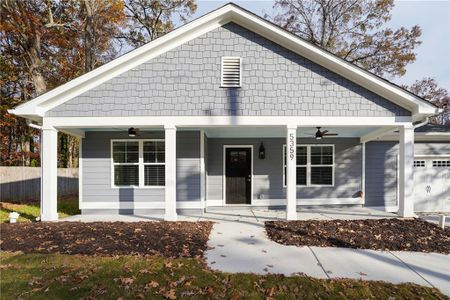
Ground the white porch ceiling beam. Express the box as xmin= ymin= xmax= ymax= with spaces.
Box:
xmin=45 ymin=116 xmax=412 ymax=128
xmin=360 ymin=126 xmax=397 ymax=143
xmin=57 ymin=128 xmax=86 ymax=138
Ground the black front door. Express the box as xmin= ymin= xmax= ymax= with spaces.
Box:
xmin=225 ymin=147 xmax=251 ymax=204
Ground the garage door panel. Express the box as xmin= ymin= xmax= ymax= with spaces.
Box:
xmin=414 ymin=158 xmax=450 ymax=213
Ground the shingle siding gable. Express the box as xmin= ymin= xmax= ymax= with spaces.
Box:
xmin=47 ymin=23 xmax=410 ymax=117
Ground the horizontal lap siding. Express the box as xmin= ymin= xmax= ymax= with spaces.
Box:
xmin=206 ymin=137 xmax=362 ymax=202
xmin=415 ymin=142 xmax=450 ymax=155
xmin=365 ymin=142 xmax=398 ymax=207
xmin=297 ymin=139 xmax=362 ymax=199
xmin=365 ymin=141 xmax=450 ymax=208
xmin=176 ymin=131 xmax=201 ymax=202
xmin=81 ymin=131 xmax=201 ymax=205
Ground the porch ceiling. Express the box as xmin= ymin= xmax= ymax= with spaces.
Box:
xmin=58 ymin=125 xmax=389 ymax=140
xmin=203 ymin=126 xmax=382 ymax=138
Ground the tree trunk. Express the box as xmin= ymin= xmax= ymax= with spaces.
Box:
xmin=27 ymin=19 xmax=47 ymax=95
xmin=83 ymin=0 xmax=95 ymax=72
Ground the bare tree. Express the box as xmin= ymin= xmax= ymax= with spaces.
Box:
xmin=121 ymin=0 xmax=197 ymax=47
xmin=405 ymin=78 xmax=450 ymax=125
xmin=269 ymin=0 xmax=422 ymax=78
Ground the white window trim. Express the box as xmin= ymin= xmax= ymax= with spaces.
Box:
xmin=283 ymin=144 xmax=335 ymax=187
xmin=111 ymin=139 xmax=165 ymax=189
xmin=220 ymin=56 xmax=242 ymax=88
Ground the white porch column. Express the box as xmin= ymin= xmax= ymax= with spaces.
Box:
xmin=41 ymin=125 xmax=58 ymax=221
xmin=398 ymin=124 xmax=414 ymax=217
xmin=286 ymin=125 xmax=297 ymax=220
xmin=164 ymin=125 xmax=177 ymax=221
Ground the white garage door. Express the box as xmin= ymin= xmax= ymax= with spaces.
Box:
xmin=413 ymin=158 xmax=450 ymax=212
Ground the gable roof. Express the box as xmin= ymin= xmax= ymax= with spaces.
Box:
xmin=10 ymin=2 xmax=439 ymax=122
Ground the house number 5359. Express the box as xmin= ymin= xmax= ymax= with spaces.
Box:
xmin=289 ymin=133 xmax=295 ymax=160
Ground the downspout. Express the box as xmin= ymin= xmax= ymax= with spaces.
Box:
xmin=413 ymin=117 xmax=429 ymax=129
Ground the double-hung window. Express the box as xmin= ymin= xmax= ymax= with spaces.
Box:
xmin=284 ymin=145 xmax=334 ymax=186
xmin=112 ymin=140 xmax=165 ymax=187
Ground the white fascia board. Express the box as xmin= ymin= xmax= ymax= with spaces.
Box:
xmin=12 ymin=4 xmax=437 ymax=119
xmin=45 ymin=116 xmax=412 ymax=128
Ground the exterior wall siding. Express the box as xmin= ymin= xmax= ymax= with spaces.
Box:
xmin=206 ymin=137 xmax=362 ymax=203
xmin=365 ymin=142 xmax=398 ymax=207
xmin=81 ymin=131 xmax=200 ymax=206
xmin=48 ymin=23 xmax=409 ymax=118
xmin=414 ymin=142 xmax=450 ymax=155
xmin=365 ymin=141 xmax=450 ymax=208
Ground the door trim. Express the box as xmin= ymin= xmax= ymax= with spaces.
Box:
xmin=223 ymin=145 xmax=253 ymax=206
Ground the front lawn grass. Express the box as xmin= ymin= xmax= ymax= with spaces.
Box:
xmin=0 ymin=195 xmax=80 ymax=222
xmin=0 ymin=252 xmax=446 ymax=300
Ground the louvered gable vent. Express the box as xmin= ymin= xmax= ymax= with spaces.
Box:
xmin=221 ymin=57 xmax=241 ymax=87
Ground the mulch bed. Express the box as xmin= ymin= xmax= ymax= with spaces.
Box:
xmin=265 ymin=218 xmax=450 ymax=254
xmin=0 ymin=221 xmax=212 ymax=258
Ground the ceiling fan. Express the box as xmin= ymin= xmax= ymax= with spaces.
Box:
xmin=313 ymin=127 xmax=338 ymax=140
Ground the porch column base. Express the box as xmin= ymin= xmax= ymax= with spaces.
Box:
xmin=41 ymin=126 xmax=58 ymax=221
xmin=286 ymin=125 xmax=297 ymax=220
xmin=164 ymin=125 xmax=178 ymax=221
xmin=398 ymin=124 xmax=414 ymax=218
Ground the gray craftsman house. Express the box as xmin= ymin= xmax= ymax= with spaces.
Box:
xmin=10 ymin=4 xmax=449 ymax=221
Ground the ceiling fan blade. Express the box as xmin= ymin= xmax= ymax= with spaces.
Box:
xmin=322 ymin=130 xmax=329 ymax=135
xmin=323 ymin=133 xmax=338 ymax=136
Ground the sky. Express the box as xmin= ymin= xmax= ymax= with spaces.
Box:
xmin=191 ymin=0 xmax=450 ymax=89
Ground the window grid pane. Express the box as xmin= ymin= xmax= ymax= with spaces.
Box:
xmin=145 ymin=165 xmax=165 ymax=186
xmin=144 ymin=141 xmax=165 ymax=163
xmin=296 ymin=146 xmax=307 ymax=165
xmin=311 ymin=146 xmax=333 ymax=165
xmin=113 ymin=142 xmax=139 ymax=163
xmin=311 ymin=167 xmax=333 ymax=185
xmin=114 ymin=165 xmax=139 ymax=186
xmin=296 ymin=167 xmax=307 ymax=185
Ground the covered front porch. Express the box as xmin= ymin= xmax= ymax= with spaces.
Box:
xmin=39 ymin=116 xmax=416 ymax=221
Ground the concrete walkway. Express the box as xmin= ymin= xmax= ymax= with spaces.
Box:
xmin=62 ymin=207 xmax=449 ymax=295
xmin=202 ymin=209 xmax=450 ymax=296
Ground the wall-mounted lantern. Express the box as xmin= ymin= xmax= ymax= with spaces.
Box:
xmin=128 ymin=127 xmax=138 ymax=137
xmin=259 ymin=142 xmax=266 ymax=159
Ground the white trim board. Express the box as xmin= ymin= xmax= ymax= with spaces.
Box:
xmin=80 ymin=201 xmax=203 ymax=210
xmin=10 ymin=4 xmax=437 ymax=121
xmin=44 ymin=116 xmax=413 ymax=128
xmin=206 ymin=198 xmax=363 ymax=207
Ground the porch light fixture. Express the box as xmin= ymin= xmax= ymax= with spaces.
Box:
xmin=259 ymin=142 xmax=266 ymax=159
xmin=315 ymin=128 xmax=323 ymax=140
xmin=128 ymin=127 xmax=138 ymax=137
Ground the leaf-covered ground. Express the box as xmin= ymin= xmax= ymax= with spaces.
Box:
xmin=1 ymin=252 xmax=446 ymax=300
xmin=0 ymin=195 xmax=80 ymax=222
xmin=0 ymin=221 xmax=213 ymax=258
xmin=265 ymin=218 xmax=450 ymax=254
